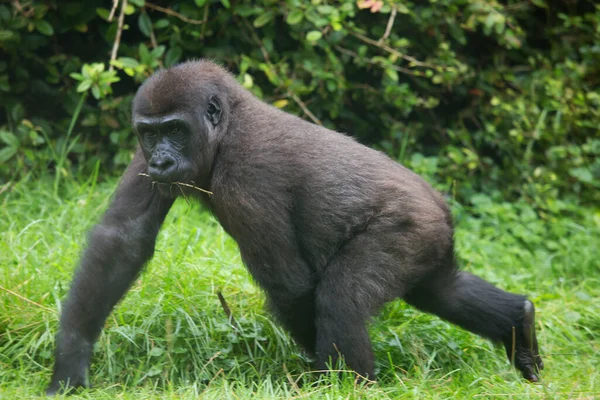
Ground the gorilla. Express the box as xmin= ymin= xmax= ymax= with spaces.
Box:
xmin=46 ymin=60 xmax=543 ymax=394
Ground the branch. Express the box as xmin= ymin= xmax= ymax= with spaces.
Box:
xmin=379 ymin=5 xmax=397 ymax=43
xmin=108 ymin=0 xmax=119 ymax=22
xmin=200 ymin=3 xmax=209 ymax=39
xmin=288 ymin=91 xmax=323 ymax=126
xmin=238 ymin=18 xmax=322 ymax=125
xmin=334 ymin=45 xmax=421 ymax=77
xmin=350 ymin=31 xmax=439 ymax=69
xmin=145 ymin=2 xmax=205 ymax=25
xmin=109 ymin=0 xmax=127 ymax=72
xmin=217 ymin=291 xmax=239 ymax=330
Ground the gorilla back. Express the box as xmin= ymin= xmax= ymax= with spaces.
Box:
xmin=46 ymin=60 xmax=543 ymax=395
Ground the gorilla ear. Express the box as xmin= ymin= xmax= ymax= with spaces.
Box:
xmin=207 ymin=97 xmax=222 ymax=126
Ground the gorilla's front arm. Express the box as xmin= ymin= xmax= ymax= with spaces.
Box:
xmin=46 ymin=149 xmax=174 ymax=395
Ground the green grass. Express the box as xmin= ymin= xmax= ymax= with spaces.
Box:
xmin=1 ymin=175 xmax=599 ymax=399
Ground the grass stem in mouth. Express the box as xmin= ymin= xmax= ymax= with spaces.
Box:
xmin=138 ymin=173 xmax=213 ymax=196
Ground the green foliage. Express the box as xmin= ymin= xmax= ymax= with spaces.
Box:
xmin=0 ymin=0 xmax=598 ymax=209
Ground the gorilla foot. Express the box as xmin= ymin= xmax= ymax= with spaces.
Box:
xmin=505 ymin=300 xmax=544 ymax=382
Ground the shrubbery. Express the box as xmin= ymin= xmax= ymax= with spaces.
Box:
xmin=1 ymin=0 xmax=598 ymax=209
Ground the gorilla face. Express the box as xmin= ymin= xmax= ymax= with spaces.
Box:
xmin=132 ymin=68 xmax=226 ymax=188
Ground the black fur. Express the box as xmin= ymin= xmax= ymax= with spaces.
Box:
xmin=46 ymin=60 xmax=543 ymax=394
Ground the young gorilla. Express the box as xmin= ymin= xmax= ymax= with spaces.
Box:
xmin=46 ymin=60 xmax=543 ymax=394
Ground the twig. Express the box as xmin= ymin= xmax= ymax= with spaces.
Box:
xmin=146 ymin=10 xmax=158 ymax=49
xmin=350 ymin=31 xmax=438 ymax=69
xmin=109 ymin=0 xmax=127 ymax=72
xmin=175 ymin=184 xmax=190 ymax=204
xmin=288 ymin=91 xmax=323 ymax=125
xmin=217 ymin=291 xmax=239 ymax=330
xmin=173 ymin=182 xmax=212 ymax=196
xmin=200 ymin=368 xmax=224 ymax=396
xmin=293 ymin=368 xmax=377 ymax=385
xmin=12 ymin=0 xmax=35 ymax=18
xmin=137 ymin=173 xmax=213 ymax=196
xmin=108 ymin=0 xmax=119 ymax=22
xmin=204 ymin=351 xmax=222 ymax=367
xmin=240 ymin=18 xmax=272 ymax=64
xmin=334 ymin=45 xmax=421 ymax=77
xmin=511 ymin=326 xmax=516 ymax=365
xmin=145 ymin=2 xmax=205 ymax=25
xmin=0 ymin=182 xmax=12 ymax=196
xmin=0 ymin=284 xmax=55 ymax=313
xmin=200 ymin=2 xmax=209 ymax=40
xmin=238 ymin=17 xmax=323 ymax=125
xmin=379 ymin=5 xmax=397 ymax=43
xmin=282 ymin=363 xmax=301 ymax=393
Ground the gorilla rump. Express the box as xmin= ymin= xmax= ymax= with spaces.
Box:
xmin=46 ymin=60 xmax=543 ymax=394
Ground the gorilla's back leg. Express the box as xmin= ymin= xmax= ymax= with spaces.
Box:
xmin=404 ymin=270 xmax=544 ymax=381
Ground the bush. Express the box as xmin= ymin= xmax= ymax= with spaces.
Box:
xmin=0 ymin=0 xmax=598 ymax=209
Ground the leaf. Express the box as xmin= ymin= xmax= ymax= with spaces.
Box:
xmin=138 ymin=12 xmax=152 ymax=37
xmin=385 ymin=68 xmax=399 ymax=82
xmin=569 ymin=167 xmax=594 ymax=184
xmin=0 ymin=30 xmax=15 ymax=41
xmin=165 ymin=46 xmax=182 ymax=67
xmin=0 ymin=146 xmax=17 ymax=163
xmin=154 ymin=18 xmax=169 ymax=29
xmin=253 ymin=11 xmax=274 ymax=28
xmin=10 ymin=103 xmax=23 ymax=122
xmin=273 ymin=99 xmax=288 ymax=108
xmin=129 ymin=0 xmax=145 ymax=7
xmin=96 ymin=7 xmax=110 ymax=21
xmin=286 ymin=10 xmax=303 ymax=25
xmin=147 ymin=366 xmax=162 ymax=377
xmin=124 ymin=4 xmax=135 ymax=15
xmin=306 ymin=30 xmax=322 ymax=42
xmin=149 ymin=347 xmax=165 ymax=357
xmin=316 ymin=5 xmax=334 ymax=14
xmin=77 ymin=80 xmax=92 ymax=92
xmin=195 ymin=0 xmax=207 ymax=6
xmin=151 ymin=45 xmax=166 ymax=58
xmin=234 ymin=5 xmax=260 ymax=17
xmin=0 ymin=74 xmax=9 ymax=91
xmin=220 ymin=0 xmax=231 ymax=8
xmin=139 ymin=44 xmax=151 ymax=63
xmin=242 ymin=73 xmax=253 ymax=89
xmin=35 ymin=20 xmax=54 ymax=36
xmin=118 ymin=57 xmax=140 ymax=68
xmin=0 ymin=130 xmax=18 ymax=147
xmin=91 ymin=85 xmax=100 ymax=99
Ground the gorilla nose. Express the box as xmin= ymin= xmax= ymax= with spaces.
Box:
xmin=148 ymin=156 xmax=177 ymax=182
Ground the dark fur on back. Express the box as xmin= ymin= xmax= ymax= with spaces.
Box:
xmin=46 ymin=60 xmax=543 ymax=395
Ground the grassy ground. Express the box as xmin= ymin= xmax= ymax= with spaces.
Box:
xmin=1 ymin=175 xmax=599 ymax=399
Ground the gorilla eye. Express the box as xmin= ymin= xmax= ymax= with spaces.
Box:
xmin=207 ymin=103 xmax=217 ymax=115
xmin=142 ymin=131 xmax=156 ymax=146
